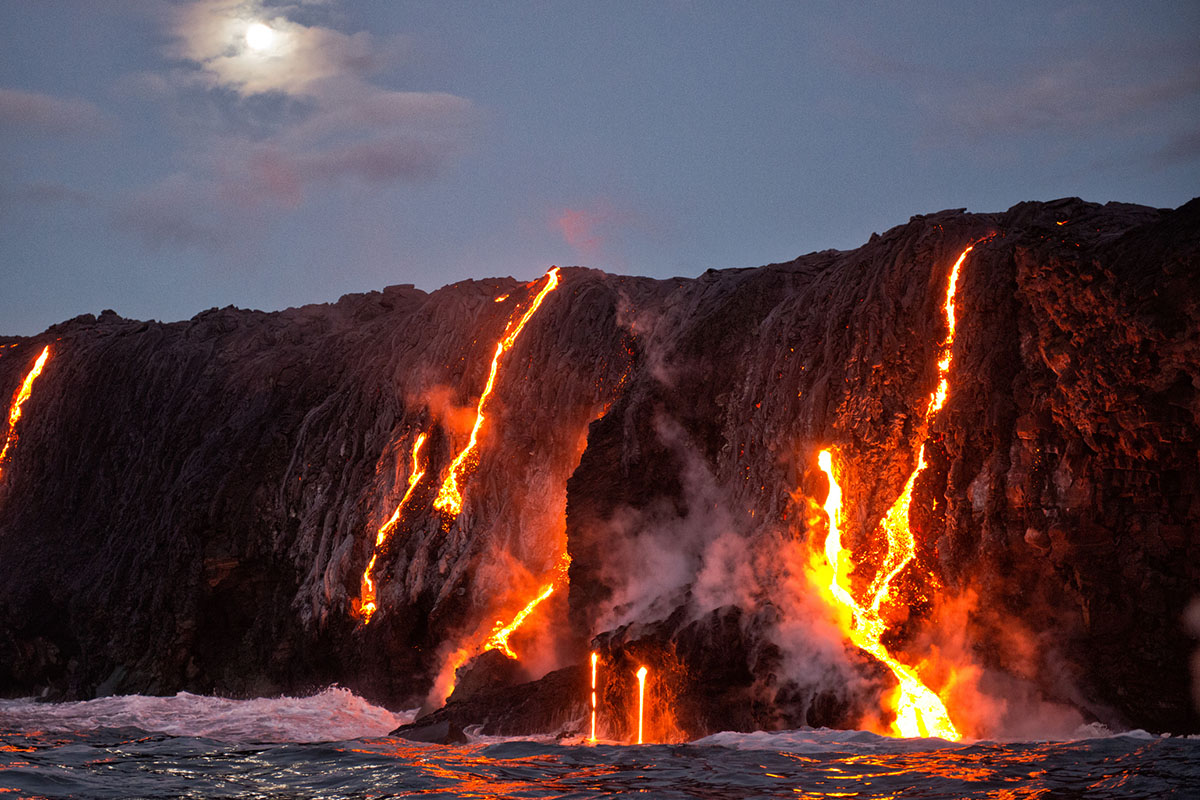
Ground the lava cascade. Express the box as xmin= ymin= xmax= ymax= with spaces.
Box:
xmin=356 ymin=431 xmax=429 ymax=623
xmin=635 ymin=666 xmax=648 ymax=744
xmin=433 ymin=267 xmax=561 ymax=517
xmin=482 ymin=551 xmax=570 ymax=659
xmin=589 ymin=651 xmax=598 ymax=743
xmin=812 ymin=245 xmax=978 ymax=739
xmin=0 ymin=345 xmax=51 ymax=481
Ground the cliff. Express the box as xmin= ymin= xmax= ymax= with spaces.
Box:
xmin=1 ymin=197 xmax=1196 ymax=737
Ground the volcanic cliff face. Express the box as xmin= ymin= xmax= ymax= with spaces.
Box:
xmin=1 ymin=198 xmax=1196 ymax=737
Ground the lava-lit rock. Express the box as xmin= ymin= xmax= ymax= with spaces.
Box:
xmin=1 ymin=198 xmax=1197 ymax=737
xmin=390 ymin=718 xmax=468 ymax=745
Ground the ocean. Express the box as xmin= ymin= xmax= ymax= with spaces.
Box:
xmin=1 ymin=688 xmax=1196 ymax=799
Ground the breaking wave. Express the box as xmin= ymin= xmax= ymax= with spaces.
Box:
xmin=0 ymin=686 xmax=412 ymax=743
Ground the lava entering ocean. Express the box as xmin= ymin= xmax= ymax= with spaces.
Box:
xmin=0 ymin=345 xmax=50 ymax=482
xmin=434 ymin=267 xmax=561 ymax=518
xmin=809 ymin=244 xmax=980 ymax=740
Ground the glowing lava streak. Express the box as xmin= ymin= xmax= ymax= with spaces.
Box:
xmin=813 ymin=244 xmax=978 ymax=740
xmin=590 ymin=652 xmax=598 ymax=743
xmin=0 ymin=345 xmax=50 ymax=480
xmin=483 ymin=581 xmax=555 ymax=659
xmin=818 ymin=450 xmax=958 ymax=739
xmin=635 ymin=666 xmax=648 ymax=744
xmin=433 ymin=267 xmax=561 ymax=517
xmin=357 ymin=432 xmax=429 ymax=623
xmin=482 ymin=552 xmax=569 ymax=659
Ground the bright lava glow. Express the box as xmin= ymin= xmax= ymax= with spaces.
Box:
xmin=817 ymin=450 xmax=959 ymax=740
xmin=590 ymin=652 xmax=598 ymax=743
xmin=245 ymin=22 xmax=275 ymax=51
xmin=481 ymin=551 xmax=570 ymax=659
xmin=357 ymin=432 xmax=429 ymax=623
xmin=812 ymin=243 xmax=979 ymax=741
xmin=0 ymin=345 xmax=51 ymax=481
xmin=434 ymin=267 xmax=561 ymax=517
xmin=483 ymin=582 xmax=555 ymax=659
xmin=635 ymin=666 xmax=648 ymax=744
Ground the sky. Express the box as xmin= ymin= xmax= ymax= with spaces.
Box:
xmin=1 ymin=1 xmax=1197 ymax=336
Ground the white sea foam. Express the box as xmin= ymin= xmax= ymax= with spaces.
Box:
xmin=694 ymin=727 xmax=962 ymax=753
xmin=0 ymin=686 xmax=414 ymax=743
xmin=693 ymin=724 xmax=1166 ymax=754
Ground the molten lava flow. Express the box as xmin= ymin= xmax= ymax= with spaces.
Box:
xmin=817 ymin=450 xmax=958 ymax=740
xmin=0 ymin=345 xmax=51 ymax=480
xmin=434 ymin=267 xmax=561 ymax=517
xmin=590 ymin=652 xmax=598 ymax=743
xmin=635 ymin=666 xmax=648 ymax=744
xmin=482 ymin=551 xmax=570 ymax=659
xmin=357 ymin=431 xmax=429 ymax=623
xmin=483 ymin=581 xmax=555 ymax=659
xmin=811 ymin=244 xmax=979 ymax=740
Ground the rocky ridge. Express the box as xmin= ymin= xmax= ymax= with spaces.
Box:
xmin=1 ymin=198 xmax=1197 ymax=737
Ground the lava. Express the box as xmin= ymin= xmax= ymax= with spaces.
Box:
xmin=483 ymin=581 xmax=555 ymax=659
xmin=482 ymin=551 xmax=570 ymax=659
xmin=817 ymin=449 xmax=958 ymax=740
xmin=635 ymin=666 xmax=648 ymax=744
xmin=0 ymin=345 xmax=51 ymax=481
xmin=356 ymin=431 xmax=429 ymax=623
xmin=590 ymin=652 xmax=598 ymax=743
xmin=433 ymin=267 xmax=561 ymax=517
xmin=811 ymin=244 xmax=979 ymax=740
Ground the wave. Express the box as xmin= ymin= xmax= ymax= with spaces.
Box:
xmin=692 ymin=724 xmax=1167 ymax=754
xmin=0 ymin=686 xmax=413 ymax=743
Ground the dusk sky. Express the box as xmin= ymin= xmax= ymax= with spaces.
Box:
xmin=2 ymin=1 xmax=1197 ymax=336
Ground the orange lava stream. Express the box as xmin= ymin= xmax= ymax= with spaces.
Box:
xmin=357 ymin=431 xmax=429 ymax=623
xmin=482 ymin=551 xmax=570 ymax=659
xmin=813 ymin=244 xmax=977 ymax=740
xmin=436 ymin=551 xmax=570 ymax=704
xmin=483 ymin=581 xmax=556 ymax=659
xmin=818 ymin=450 xmax=958 ymax=739
xmin=635 ymin=666 xmax=648 ymax=744
xmin=590 ymin=652 xmax=598 ymax=743
xmin=0 ymin=345 xmax=51 ymax=480
xmin=433 ymin=267 xmax=561 ymax=517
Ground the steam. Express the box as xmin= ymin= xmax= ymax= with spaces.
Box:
xmin=1185 ymin=597 xmax=1200 ymax=715
xmin=419 ymin=384 xmax=478 ymax=437
xmin=586 ymin=414 xmax=863 ymax=722
xmin=591 ymin=416 xmax=755 ymax=631
xmin=904 ymin=589 xmax=1095 ymax=740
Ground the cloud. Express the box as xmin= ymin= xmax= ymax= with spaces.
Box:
xmin=553 ymin=201 xmax=645 ymax=266
xmin=168 ymin=0 xmax=406 ymax=98
xmin=0 ymin=88 xmax=111 ymax=134
xmin=5 ymin=182 xmax=93 ymax=207
xmin=117 ymin=0 xmax=475 ymax=249
xmin=931 ymin=60 xmax=1200 ymax=140
xmin=1153 ymin=129 xmax=1200 ymax=167
xmin=114 ymin=172 xmax=232 ymax=250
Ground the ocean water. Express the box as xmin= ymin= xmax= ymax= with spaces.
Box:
xmin=1 ymin=689 xmax=1197 ymax=799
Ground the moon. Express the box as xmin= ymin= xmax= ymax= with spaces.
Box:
xmin=245 ymin=22 xmax=275 ymax=52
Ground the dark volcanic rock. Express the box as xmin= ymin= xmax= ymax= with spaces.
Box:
xmin=400 ymin=664 xmax=587 ymax=738
xmin=1 ymin=198 xmax=1197 ymax=738
xmin=391 ymin=718 xmax=468 ymax=745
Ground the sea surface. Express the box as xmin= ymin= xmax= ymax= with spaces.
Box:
xmin=1 ymin=688 xmax=1197 ymax=799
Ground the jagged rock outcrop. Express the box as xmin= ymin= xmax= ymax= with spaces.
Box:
xmin=1 ymin=198 xmax=1196 ymax=737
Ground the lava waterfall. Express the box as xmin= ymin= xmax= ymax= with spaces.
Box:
xmin=1 ymin=198 xmax=1197 ymax=739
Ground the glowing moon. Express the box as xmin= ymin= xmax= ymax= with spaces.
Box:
xmin=245 ymin=22 xmax=275 ymax=52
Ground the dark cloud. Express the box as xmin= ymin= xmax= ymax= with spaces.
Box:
xmin=115 ymin=0 xmax=475 ymax=250
xmin=0 ymin=88 xmax=112 ymax=134
xmin=935 ymin=62 xmax=1200 ymax=139
xmin=114 ymin=173 xmax=233 ymax=250
xmin=1153 ymin=129 xmax=1200 ymax=167
xmin=10 ymin=183 xmax=93 ymax=206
